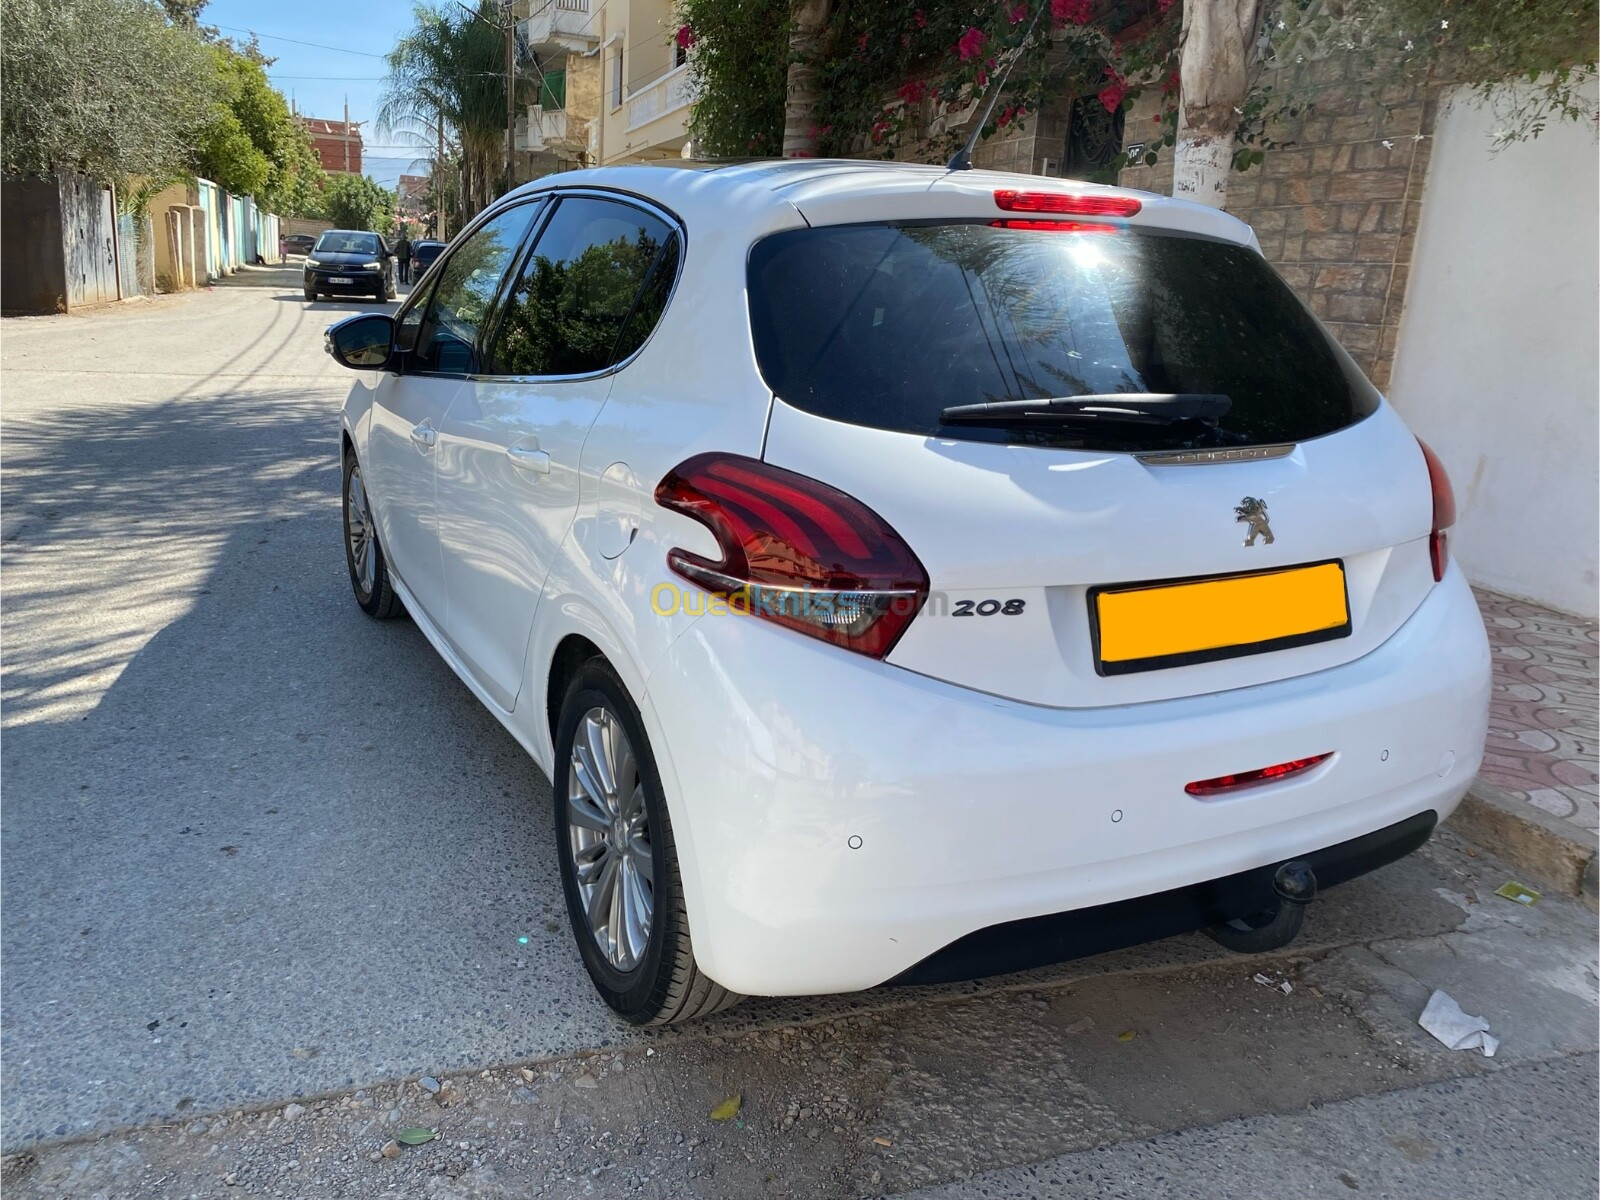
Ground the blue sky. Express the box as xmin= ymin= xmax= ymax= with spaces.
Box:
xmin=204 ymin=0 xmax=426 ymax=187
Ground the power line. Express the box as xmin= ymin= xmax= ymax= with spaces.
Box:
xmin=209 ymin=23 xmax=389 ymax=57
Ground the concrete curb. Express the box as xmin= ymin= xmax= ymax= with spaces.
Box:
xmin=1447 ymin=780 xmax=1599 ymax=910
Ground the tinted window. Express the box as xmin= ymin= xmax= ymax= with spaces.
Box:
xmin=746 ymin=224 xmax=1380 ymax=450
xmin=315 ymin=232 xmax=380 ymax=255
xmin=413 ymin=241 xmax=446 ymax=271
xmin=487 ymin=197 xmax=677 ymax=377
xmin=413 ymin=204 xmax=540 ymax=375
xmin=394 ymin=276 xmax=435 ymax=354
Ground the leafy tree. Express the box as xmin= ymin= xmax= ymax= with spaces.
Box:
xmin=681 ymin=0 xmax=789 ymax=157
xmin=1 ymin=0 xmax=218 ymax=185
xmin=159 ymin=0 xmax=209 ymax=27
xmin=321 ymin=173 xmax=395 ymax=231
xmin=196 ymin=44 xmax=326 ymax=215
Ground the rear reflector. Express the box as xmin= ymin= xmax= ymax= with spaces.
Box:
xmin=1185 ymin=753 xmax=1332 ymax=798
xmin=655 ymin=453 xmax=929 ymax=658
xmin=994 ymin=189 xmax=1142 ymax=217
xmin=990 ymin=219 xmax=1119 ymax=233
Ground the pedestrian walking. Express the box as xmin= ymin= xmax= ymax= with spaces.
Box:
xmin=396 ymin=233 xmax=413 ymax=285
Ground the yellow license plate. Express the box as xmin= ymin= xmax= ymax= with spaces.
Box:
xmin=1092 ymin=561 xmax=1351 ymax=675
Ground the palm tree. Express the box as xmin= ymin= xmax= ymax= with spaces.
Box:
xmin=379 ymin=2 xmax=524 ymax=224
xmin=782 ymin=0 xmax=833 ymax=157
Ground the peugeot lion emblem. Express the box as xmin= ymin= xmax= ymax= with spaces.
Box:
xmin=1235 ymin=497 xmax=1274 ymax=546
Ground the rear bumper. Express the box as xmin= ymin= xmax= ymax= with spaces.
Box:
xmin=892 ymin=809 xmax=1436 ymax=985
xmin=641 ymin=564 xmax=1490 ymax=996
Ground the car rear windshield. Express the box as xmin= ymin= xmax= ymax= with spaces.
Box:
xmin=746 ymin=223 xmax=1380 ymax=451
xmin=315 ymin=232 xmax=380 ymax=255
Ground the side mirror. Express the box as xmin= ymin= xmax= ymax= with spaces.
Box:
xmin=325 ymin=313 xmax=395 ymax=370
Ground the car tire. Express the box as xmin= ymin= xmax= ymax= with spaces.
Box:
xmin=342 ymin=451 xmax=402 ymax=620
xmin=304 ymin=287 xmax=317 ymax=301
xmin=553 ymin=659 xmax=743 ymax=1025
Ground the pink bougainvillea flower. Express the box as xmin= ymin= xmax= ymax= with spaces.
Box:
xmin=914 ymin=8 xmax=927 ymax=26
xmin=996 ymin=105 xmax=1016 ymax=127
xmin=858 ymin=32 xmax=870 ymax=51
xmin=975 ymin=68 xmax=988 ymax=86
xmin=871 ymin=119 xmax=892 ymax=143
xmin=1157 ymin=0 xmax=1175 ymax=10
xmin=1098 ymin=67 xmax=1128 ymax=114
xmin=1051 ymin=0 xmax=1093 ymax=25
xmin=897 ymin=79 xmax=929 ymax=104
xmin=1008 ymin=2 xmax=1028 ymax=23
xmin=956 ymin=26 xmax=986 ymax=60
xmin=674 ymin=23 xmax=696 ymax=49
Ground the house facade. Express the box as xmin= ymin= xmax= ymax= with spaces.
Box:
xmin=512 ymin=0 xmax=695 ymax=175
xmin=298 ymin=113 xmax=364 ymax=175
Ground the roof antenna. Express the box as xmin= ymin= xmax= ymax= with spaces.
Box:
xmin=947 ymin=2 xmax=1046 ymax=171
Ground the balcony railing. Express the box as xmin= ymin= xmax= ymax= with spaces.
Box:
xmin=625 ymin=63 xmax=697 ymax=133
xmin=521 ymin=0 xmax=595 ymax=53
xmin=516 ymin=105 xmax=583 ymax=155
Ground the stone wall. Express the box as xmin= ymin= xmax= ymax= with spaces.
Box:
xmin=1118 ymin=56 xmax=1441 ymax=389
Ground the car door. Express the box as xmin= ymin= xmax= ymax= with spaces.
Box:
xmin=432 ymin=193 xmax=682 ymax=710
xmin=365 ymin=203 xmax=541 ymax=627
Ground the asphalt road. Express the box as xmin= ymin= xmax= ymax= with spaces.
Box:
xmin=2 ymin=268 xmax=1596 ymax=1196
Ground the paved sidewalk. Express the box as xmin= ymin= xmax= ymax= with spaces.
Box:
xmin=1475 ymin=588 xmax=1598 ymax=833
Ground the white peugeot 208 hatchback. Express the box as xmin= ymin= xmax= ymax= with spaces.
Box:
xmin=327 ymin=160 xmax=1491 ymax=1024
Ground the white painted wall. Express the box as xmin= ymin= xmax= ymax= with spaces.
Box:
xmin=1387 ymin=81 xmax=1599 ymax=617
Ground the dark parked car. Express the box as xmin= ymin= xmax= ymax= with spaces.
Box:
xmin=304 ymin=230 xmax=396 ymax=303
xmin=283 ymin=233 xmax=316 ymax=256
xmin=410 ymin=239 xmax=446 ymax=279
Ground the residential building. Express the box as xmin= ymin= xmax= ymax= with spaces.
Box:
xmin=512 ymin=0 xmax=695 ymax=177
xmin=396 ymin=174 xmax=430 ymax=224
xmin=298 ymin=108 xmax=364 ymax=175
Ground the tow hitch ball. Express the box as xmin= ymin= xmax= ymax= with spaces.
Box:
xmin=1204 ymin=860 xmax=1319 ymax=953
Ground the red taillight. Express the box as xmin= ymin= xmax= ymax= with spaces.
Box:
xmin=1185 ymin=753 xmax=1332 ymax=797
xmin=1417 ymin=438 xmax=1455 ymax=582
xmin=994 ymin=189 xmax=1142 ymax=217
xmin=989 ymin=219 xmax=1120 ymax=233
xmin=654 ymin=453 xmax=929 ymax=658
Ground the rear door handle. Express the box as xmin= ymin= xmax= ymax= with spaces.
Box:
xmin=409 ymin=421 xmax=436 ymax=449
xmin=507 ymin=443 xmax=551 ymax=475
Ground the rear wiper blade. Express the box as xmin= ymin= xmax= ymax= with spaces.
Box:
xmin=940 ymin=393 xmax=1232 ymax=427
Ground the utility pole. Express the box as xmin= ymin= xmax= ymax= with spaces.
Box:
xmin=437 ymin=104 xmax=448 ymax=239
xmin=343 ymin=97 xmax=351 ymax=174
xmin=505 ymin=1 xmax=516 ymax=194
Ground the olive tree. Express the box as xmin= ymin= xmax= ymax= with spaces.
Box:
xmin=1 ymin=0 xmax=218 ymax=185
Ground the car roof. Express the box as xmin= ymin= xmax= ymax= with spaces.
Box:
xmin=319 ymin=229 xmax=379 ymax=237
xmin=504 ymin=158 xmax=1256 ymax=247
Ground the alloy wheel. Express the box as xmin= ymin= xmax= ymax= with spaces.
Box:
xmin=346 ymin=464 xmax=376 ymax=597
xmin=566 ymin=707 xmax=654 ymax=971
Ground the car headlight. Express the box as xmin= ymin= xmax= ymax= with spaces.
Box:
xmin=362 ymin=261 xmax=382 ymax=271
xmin=306 ymin=258 xmax=322 ymax=268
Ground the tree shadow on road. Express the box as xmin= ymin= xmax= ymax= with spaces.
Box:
xmin=1 ymin=372 xmax=579 ymax=1147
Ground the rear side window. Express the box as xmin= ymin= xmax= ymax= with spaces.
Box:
xmin=746 ymin=224 xmax=1380 ymax=450
xmin=487 ymin=196 xmax=678 ymax=377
